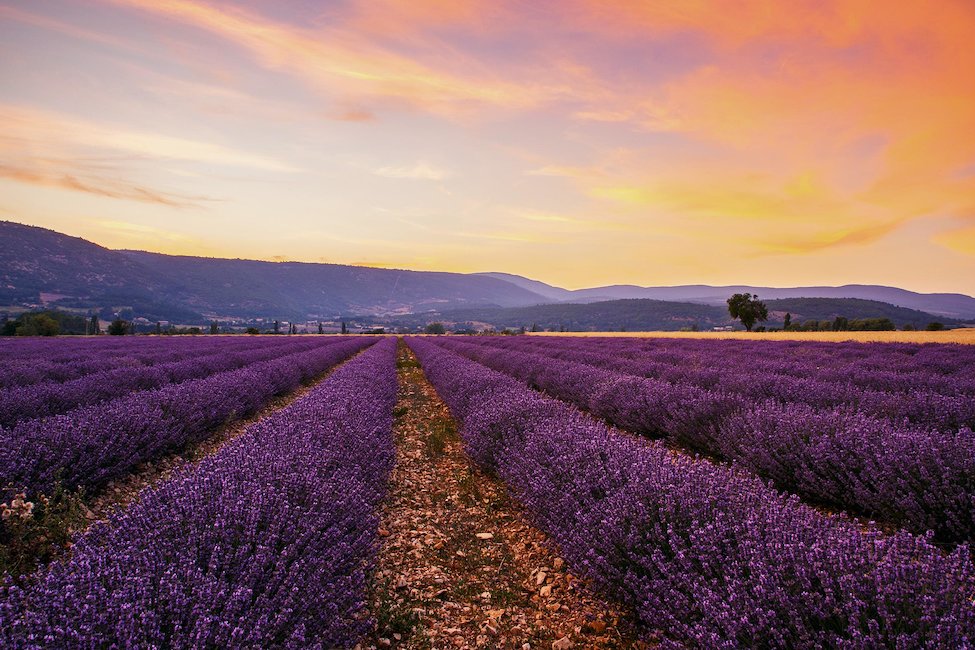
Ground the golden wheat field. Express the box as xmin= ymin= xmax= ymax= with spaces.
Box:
xmin=531 ymin=329 xmax=975 ymax=344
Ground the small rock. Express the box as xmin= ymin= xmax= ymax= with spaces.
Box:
xmin=535 ymin=571 xmax=547 ymax=586
xmin=553 ymin=557 xmax=565 ymax=571
xmin=475 ymin=532 xmax=494 ymax=540
xmin=378 ymin=638 xmax=391 ymax=647
xmin=586 ymin=620 xmax=608 ymax=634
xmin=480 ymin=591 xmax=492 ymax=600
xmin=552 ymin=637 xmax=573 ymax=650
xmin=523 ymin=644 xmax=531 ymax=650
xmin=395 ymin=577 xmax=408 ymax=590
xmin=485 ymin=623 xmax=499 ymax=636
xmin=546 ymin=603 xmax=561 ymax=612
xmin=539 ymin=585 xmax=553 ymax=598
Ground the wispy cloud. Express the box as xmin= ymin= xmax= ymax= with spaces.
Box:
xmin=0 ymin=165 xmax=213 ymax=208
xmin=105 ymin=0 xmax=557 ymax=117
xmin=0 ymin=104 xmax=299 ymax=173
xmin=371 ymin=163 xmax=450 ymax=180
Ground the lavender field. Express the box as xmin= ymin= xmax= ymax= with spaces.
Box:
xmin=1 ymin=335 xmax=973 ymax=647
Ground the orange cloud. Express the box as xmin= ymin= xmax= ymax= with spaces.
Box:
xmin=105 ymin=0 xmax=557 ymax=117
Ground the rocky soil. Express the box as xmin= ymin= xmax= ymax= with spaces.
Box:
xmin=362 ymin=344 xmax=646 ymax=649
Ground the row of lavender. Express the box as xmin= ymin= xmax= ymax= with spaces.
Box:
xmin=0 ymin=338 xmax=398 ymax=648
xmin=0 ymin=336 xmax=286 ymax=388
xmin=462 ymin=337 xmax=975 ymax=430
xmin=0 ymin=337 xmax=331 ymax=426
xmin=409 ymin=338 xmax=975 ymax=647
xmin=433 ymin=337 xmax=975 ymax=543
xmin=563 ymin=336 xmax=975 ymax=389
xmin=0 ymin=337 xmax=374 ymax=499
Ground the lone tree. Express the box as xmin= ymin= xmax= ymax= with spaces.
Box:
xmin=727 ymin=293 xmax=768 ymax=331
xmin=107 ymin=319 xmax=128 ymax=335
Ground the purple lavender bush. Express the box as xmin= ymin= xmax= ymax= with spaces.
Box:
xmin=0 ymin=337 xmax=374 ymax=498
xmin=0 ymin=337 xmax=397 ymax=648
xmin=0 ymin=337 xmax=330 ymax=425
xmin=409 ymin=338 xmax=975 ymax=647
xmin=432 ymin=337 xmax=975 ymax=544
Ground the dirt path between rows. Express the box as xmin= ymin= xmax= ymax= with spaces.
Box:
xmin=363 ymin=342 xmax=645 ymax=649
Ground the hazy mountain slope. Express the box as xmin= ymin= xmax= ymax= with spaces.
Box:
xmin=475 ymin=272 xmax=574 ymax=301
xmin=122 ymin=250 xmax=551 ymax=318
xmin=381 ymin=297 xmax=962 ymax=331
xmin=383 ymin=299 xmax=730 ymax=331
xmin=0 ymin=221 xmax=200 ymax=320
xmin=764 ymin=298 xmax=963 ymax=327
xmin=0 ymin=221 xmax=549 ymax=319
xmin=568 ymin=284 xmax=975 ymax=319
xmin=2 ymin=221 xmax=972 ymax=323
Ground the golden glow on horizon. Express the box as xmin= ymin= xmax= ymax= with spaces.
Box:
xmin=0 ymin=0 xmax=973 ymax=293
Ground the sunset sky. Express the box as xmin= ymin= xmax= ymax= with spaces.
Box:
xmin=1 ymin=1 xmax=973 ymax=293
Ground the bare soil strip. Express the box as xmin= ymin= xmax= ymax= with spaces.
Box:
xmin=364 ymin=343 xmax=645 ymax=649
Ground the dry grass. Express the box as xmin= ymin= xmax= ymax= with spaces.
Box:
xmin=530 ymin=329 xmax=975 ymax=344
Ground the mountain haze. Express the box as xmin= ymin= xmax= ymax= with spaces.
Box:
xmin=2 ymin=221 xmax=973 ymax=323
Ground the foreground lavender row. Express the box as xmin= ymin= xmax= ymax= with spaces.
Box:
xmin=434 ymin=337 xmax=975 ymax=543
xmin=464 ymin=337 xmax=975 ymax=431
xmin=0 ymin=338 xmax=398 ymax=648
xmin=0 ymin=337 xmax=374 ymax=498
xmin=409 ymin=338 xmax=975 ymax=647
xmin=0 ymin=338 xmax=331 ymax=426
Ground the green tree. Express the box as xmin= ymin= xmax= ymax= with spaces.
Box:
xmin=926 ymin=322 xmax=945 ymax=331
xmin=318 ymin=322 xmax=324 ymax=334
xmin=425 ymin=322 xmax=446 ymax=335
xmin=107 ymin=319 xmax=128 ymax=335
xmin=341 ymin=321 xmax=347 ymax=335
xmin=17 ymin=314 xmax=60 ymax=336
xmin=209 ymin=321 xmax=219 ymax=335
xmin=245 ymin=327 xmax=260 ymax=335
xmin=726 ymin=293 xmax=768 ymax=331
xmin=783 ymin=312 xmax=791 ymax=330
xmin=90 ymin=314 xmax=101 ymax=335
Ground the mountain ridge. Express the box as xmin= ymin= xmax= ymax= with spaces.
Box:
xmin=2 ymin=220 xmax=973 ymax=321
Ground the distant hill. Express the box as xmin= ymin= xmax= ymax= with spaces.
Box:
xmin=2 ymin=220 xmax=973 ymax=324
xmin=0 ymin=222 xmax=551 ymax=320
xmin=381 ymin=297 xmax=962 ymax=332
xmin=120 ymin=250 xmax=549 ymax=318
xmin=474 ymin=272 xmax=574 ymax=302
xmin=764 ymin=298 xmax=961 ymax=328
xmin=469 ymin=273 xmax=975 ymax=320
xmin=565 ymin=283 xmax=975 ymax=320
xmin=383 ymin=299 xmax=730 ymax=331
xmin=0 ymin=221 xmax=201 ymax=321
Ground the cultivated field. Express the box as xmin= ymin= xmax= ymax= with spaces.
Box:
xmin=1 ymin=334 xmax=973 ymax=647
xmin=533 ymin=328 xmax=975 ymax=344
